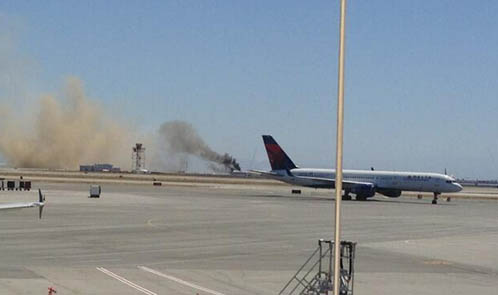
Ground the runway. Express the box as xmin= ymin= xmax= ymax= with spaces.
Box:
xmin=0 ymin=181 xmax=497 ymax=294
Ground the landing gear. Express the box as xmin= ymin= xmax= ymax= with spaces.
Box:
xmin=432 ymin=192 xmax=440 ymax=204
xmin=342 ymin=190 xmax=352 ymax=201
xmin=356 ymin=195 xmax=367 ymax=201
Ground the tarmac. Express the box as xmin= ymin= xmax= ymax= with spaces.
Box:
xmin=0 ymin=180 xmax=497 ymax=294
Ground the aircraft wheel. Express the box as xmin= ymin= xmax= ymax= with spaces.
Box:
xmin=342 ymin=195 xmax=352 ymax=201
xmin=432 ymin=193 xmax=440 ymax=205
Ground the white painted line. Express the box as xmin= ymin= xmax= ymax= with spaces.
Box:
xmin=97 ymin=267 xmax=157 ymax=295
xmin=139 ymin=266 xmax=226 ymax=295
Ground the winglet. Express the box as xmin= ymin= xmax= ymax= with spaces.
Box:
xmin=38 ymin=189 xmax=45 ymax=219
xmin=39 ymin=189 xmax=45 ymax=203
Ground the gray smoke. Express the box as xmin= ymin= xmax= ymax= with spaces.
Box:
xmin=158 ymin=121 xmax=241 ymax=172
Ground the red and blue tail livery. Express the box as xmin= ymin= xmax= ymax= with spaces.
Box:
xmin=262 ymin=135 xmax=297 ymax=171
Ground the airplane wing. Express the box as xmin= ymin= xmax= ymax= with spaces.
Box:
xmin=249 ymin=170 xmax=286 ymax=178
xmin=250 ymin=170 xmax=374 ymax=189
xmin=0 ymin=189 xmax=46 ymax=219
xmin=0 ymin=202 xmax=40 ymax=210
xmin=297 ymin=176 xmax=374 ymax=189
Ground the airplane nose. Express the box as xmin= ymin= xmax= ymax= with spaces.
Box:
xmin=454 ymin=183 xmax=463 ymax=192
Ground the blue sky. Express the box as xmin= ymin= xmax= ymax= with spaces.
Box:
xmin=1 ymin=1 xmax=497 ymax=178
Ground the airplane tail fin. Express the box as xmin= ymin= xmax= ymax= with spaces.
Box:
xmin=262 ymin=135 xmax=297 ymax=171
xmin=38 ymin=189 xmax=45 ymax=219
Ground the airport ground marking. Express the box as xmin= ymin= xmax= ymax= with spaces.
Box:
xmin=138 ymin=266 xmax=226 ymax=295
xmin=96 ymin=267 xmax=157 ymax=295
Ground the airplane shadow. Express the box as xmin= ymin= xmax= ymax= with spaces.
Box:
xmin=245 ymin=194 xmax=455 ymax=206
xmin=246 ymin=194 xmax=334 ymax=202
xmin=367 ymin=198 xmax=456 ymax=206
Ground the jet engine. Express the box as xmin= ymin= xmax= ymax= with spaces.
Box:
xmin=377 ymin=188 xmax=402 ymax=198
xmin=351 ymin=184 xmax=376 ymax=200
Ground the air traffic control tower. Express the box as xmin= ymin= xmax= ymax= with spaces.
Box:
xmin=132 ymin=143 xmax=146 ymax=173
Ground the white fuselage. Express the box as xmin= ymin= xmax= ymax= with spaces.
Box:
xmin=274 ymin=168 xmax=463 ymax=193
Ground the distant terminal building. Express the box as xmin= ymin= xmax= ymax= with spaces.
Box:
xmin=80 ymin=163 xmax=120 ymax=173
xmin=458 ymin=178 xmax=498 ymax=188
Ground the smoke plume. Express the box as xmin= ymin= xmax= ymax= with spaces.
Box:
xmin=0 ymin=21 xmax=238 ymax=173
xmin=157 ymin=120 xmax=241 ymax=172
xmin=0 ymin=77 xmax=130 ymax=169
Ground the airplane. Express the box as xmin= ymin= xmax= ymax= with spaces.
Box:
xmin=252 ymin=135 xmax=463 ymax=204
xmin=0 ymin=189 xmax=46 ymax=218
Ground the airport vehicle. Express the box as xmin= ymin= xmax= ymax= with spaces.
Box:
xmin=89 ymin=185 xmax=101 ymax=198
xmin=253 ymin=135 xmax=463 ymax=204
xmin=0 ymin=189 xmax=46 ymax=218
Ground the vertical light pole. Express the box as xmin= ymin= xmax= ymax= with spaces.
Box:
xmin=333 ymin=0 xmax=347 ymax=294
